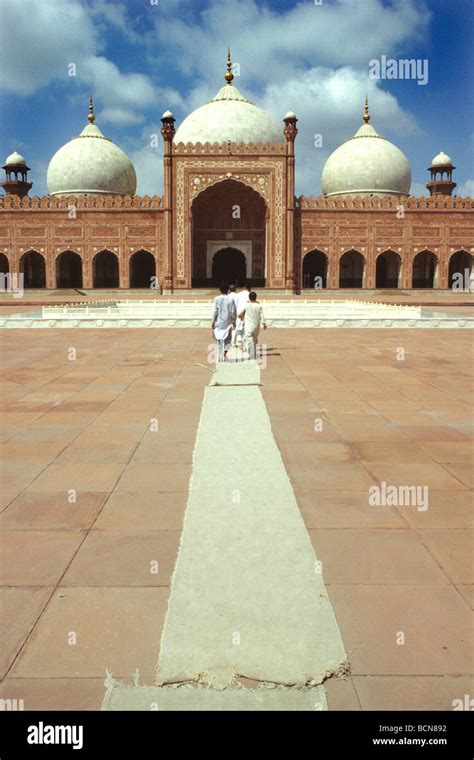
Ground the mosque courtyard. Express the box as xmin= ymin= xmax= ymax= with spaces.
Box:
xmin=0 ymin=307 xmax=472 ymax=711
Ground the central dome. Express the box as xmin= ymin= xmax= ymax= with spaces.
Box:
xmin=174 ymin=51 xmax=283 ymax=145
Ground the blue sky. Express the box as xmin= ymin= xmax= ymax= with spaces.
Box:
xmin=0 ymin=0 xmax=472 ymax=197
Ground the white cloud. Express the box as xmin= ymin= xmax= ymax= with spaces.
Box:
xmin=145 ymin=0 xmax=426 ymax=194
xmin=130 ymin=143 xmax=164 ymax=197
xmin=260 ymin=66 xmax=419 ymax=194
xmin=1 ymin=0 xmax=435 ymax=197
xmin=0 ymin=0 xmax=99 ymax=95
xmin=0 ymin=0 xmax=161 ymax=115
xmin=456 ymin=179 xmax=474 ymax=197
xmin=98 ymin=107 xmax=145 ymax=126
xmin=150 ymin=0 xmax=431 ymax=86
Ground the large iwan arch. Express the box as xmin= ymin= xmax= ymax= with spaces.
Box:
xmin=191 ymin=179 xmax=267 ymax=287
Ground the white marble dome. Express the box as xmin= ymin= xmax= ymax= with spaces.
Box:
xmin=47 ymin=117 xmax=136 ymax=196
xmin=5 ymin=151 xmax=26 ymax=166
xmin=174 ymin=82 xmax=283 ymax=145
xmin=431 ymin=150 xmax=453 ymax=167
xmin=321 ymin=114 xmax=411 ymax=198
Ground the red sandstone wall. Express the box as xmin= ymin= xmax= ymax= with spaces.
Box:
xmin=0 ymin=195 xmax=166 ymax=289
xmin=0 ymin=193 xmax=472 ymax=290
xmin=298 ymin=195 xmax=474 ymax=289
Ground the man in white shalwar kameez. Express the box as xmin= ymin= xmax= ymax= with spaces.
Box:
xmin=239 ymin=291 xmax=266 ymax=359
xmin=233 ymin=284 xmax=250 ymax=348
xmin=212 ymin=284 xmax=237 ymax=362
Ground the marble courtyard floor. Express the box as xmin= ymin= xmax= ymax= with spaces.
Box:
xmin=0 ymin=328 xmax=472 ymax=710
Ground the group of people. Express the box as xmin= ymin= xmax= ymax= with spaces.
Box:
xmin=212 ymin=283 xmax=267 ymax=361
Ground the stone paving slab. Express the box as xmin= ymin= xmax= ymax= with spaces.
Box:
xmin=0 ymin=328 xmax=472 ymax=710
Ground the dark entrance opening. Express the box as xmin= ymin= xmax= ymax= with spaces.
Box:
xmin=21 ymin=251 xmax=46 ymax=288
xmin=412 ymin=250 xmax=436 ymax=288
xmin=93 ymin=250 xmax=119 ymax=288
xmin=376 ymin=250 xmax=401 ymax=288
xmin=191 ymin=178 xmax=266 ymax=288
xmin=302 ymin=250 xmax=327 ymax=289
xmin=449 ymin=250 xmax=472 ymax=290
xmin=0 ymin=252 xmax=9 ymax=276
xmin=130 ymin=250 xmax=156 ymax=288
xmin=339 ymin=250 xmax=364 ymax=288
xmin=56 ymin=250 xmax=83 ymax=288
xmin=212 ymin=247 xmax=247 ymax=288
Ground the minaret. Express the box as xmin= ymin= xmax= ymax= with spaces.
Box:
xmin=161 ymin=109 xmax=176 ymax=294
xmin=283 ymin=111 xmax=298 ymax=292
xmin=426 ymin=151 xmax=456 ymax=196
xmin=1 ymin=151 xmax=33 ymax=197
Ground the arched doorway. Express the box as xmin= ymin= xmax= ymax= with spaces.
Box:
xmin=449 ymin=250 xmax=473 ymax=291
xmin=303 ymin=250 xmax=327 ymax=289
xmin=20 ymin=250 xmax=46 ymax=288
xmin=0 ymin=253 xmax=9 ymax=276
xmin=339 ymin=250 xmax=364 ymax=288
xmin=130 ymin=250 xmax=156 ymax=288
xmin=211 ymin=247 xmax=247 ymax=287
xmin=191 ymin=179 xmax=266 ymax=287
xmin=93 ymin=250 xmax=119 ymax=288
xmin=56 ymin=250 xmax=83 ymax=288
xmin=376 ymin=250 xmax=401 ymax=288
xmin=412 ymin=250 xmax=437 ymax=288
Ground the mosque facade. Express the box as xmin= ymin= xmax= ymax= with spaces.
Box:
xmin=1 ymin=53 xmax=473 ymax=292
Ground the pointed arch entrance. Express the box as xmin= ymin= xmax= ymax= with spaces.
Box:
xmin=339 ymin=250 xmax=364 ymax=288
xmin=191 ymin=178 xmax=266 ymax=287
xmin=412 ymin=250 xmax=437 ymax=288
xmin=376 ymin=250 xmax=401 ymax=288
xmin=20 ymin=250 xmax=46 ymax=288
xmin=449 ymin=250 xmax=473 ymax=291
xmin=130 ymin=250 xmax=156 ymax=288
xmin=93 ymin=250 xmax=119 ymax=288
xmin=302 ymin=250 xmax=328 ymax=289
xmin=56 ymin=250 xmax=83 ymax=288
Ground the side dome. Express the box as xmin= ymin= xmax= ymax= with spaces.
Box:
xmin=321 ymin=99 xmax=411 ymax=198
xmin=174 ymin=51 xmax=283 ymax=145
xmin=430 ymin=150 xmax=453 ymax=167
xmin=5 ymin=151 xmax=27 ymax=166
xmin=47 ymin=99 xmax=136 ymax=196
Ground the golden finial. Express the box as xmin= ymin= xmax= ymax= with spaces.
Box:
xmin=363 ymin=95 xmax=370 ymax=123
xmin=88 ymin=96 xmax=95 ymax=124
xmin=225 ymin=47 xmax=234 ymax=85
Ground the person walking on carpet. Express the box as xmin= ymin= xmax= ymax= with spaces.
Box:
xmin=239 ymin=291 xmax=266 ymax=360
xmin=212 ymin=283 xmax=237 ymax=362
